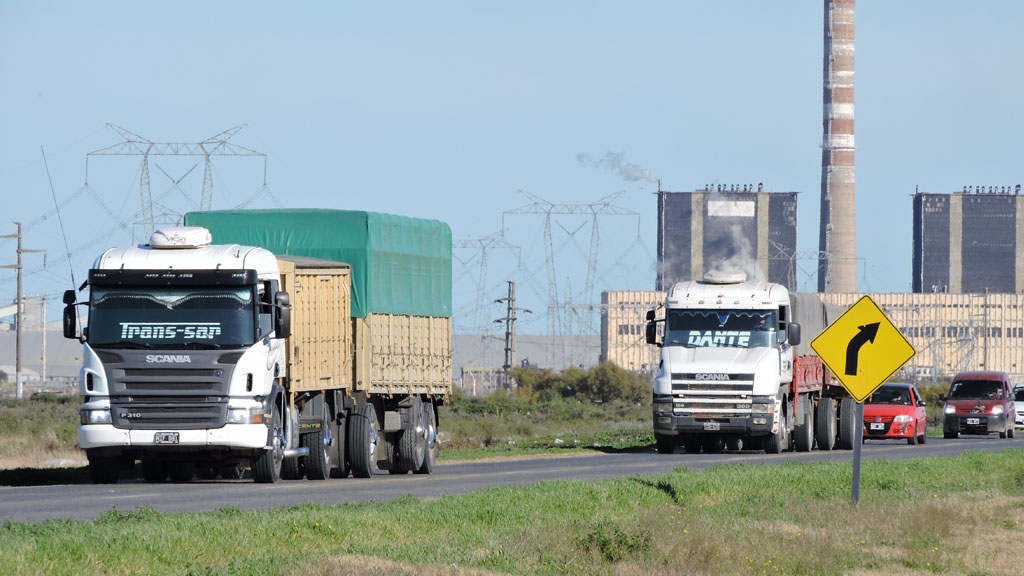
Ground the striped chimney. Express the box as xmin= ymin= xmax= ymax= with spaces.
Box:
xmin=818 ymin=0 xmax=857 ymax=292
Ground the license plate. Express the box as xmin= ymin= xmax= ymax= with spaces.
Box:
xmin=703 ymin=421 xmax=720 ymax=431
xmin=870 ymin=423 xmax=885 ymax=430
xmin=154 ymin=432 xmax=179 ymax=444
xmin=966 ymin=418 xmax=980 ymax=425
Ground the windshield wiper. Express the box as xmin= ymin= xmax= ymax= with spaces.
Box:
xmin=94 ymin=341 xmax=154 ymax=350
xmin=179 ymin=341 xmax=225 ymax=350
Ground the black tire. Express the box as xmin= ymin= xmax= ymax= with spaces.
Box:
xmin=331 ymin=411 xmax=350 ymax=479
xmin=1009 ymin=426 xmax=1015 ymax=439
xmin=838 ymin=397 xmax=857 ymax=450
xmin=908 ymin=423 xmax=918 ymax=445
xmin=415 ymin=402 xmax=439 ymax=474
xmin=918 ymin=430 xmax=927 ymax=444
xmin=794 ymin=412 xmax=813 ymax=452
xmin=654 ymin=433 xmax=676 ymax=454
xmin=141 ymin=458 xmax=167 ymax=483
xmin=88 ymin=453 xmax=121 ymax=484
xmin=764 ymin=409 xmax=788 ymax=454
xmin=348 ymin=404 xmax=379 ymax=479
xmin=168 ymin=462 xmax=195 ymax=483
xmin=815 ymin=399 xmax=837 ymax=451
xmin=943 ymin=430 xmax=958 ymax=439
xmin=304 ymin=409 xmax=334 ymax=481
xmin=252 ymin=403 xmax=284 ymax=484
xmin=999 ymin=429 xmax=1007 ymax=439
xmin=683 ymin=437 xmax=702 ymax=454
xmin=394 ymin=398 xmax=426 ymax=474
xmin=701 ymin=437 xmax=725 ymax=454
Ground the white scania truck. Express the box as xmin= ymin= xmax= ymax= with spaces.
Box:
xmin=644 ymin=271 xmax=857 ymax=454
xmin=64 ymin=209 xmax=453 ymax=483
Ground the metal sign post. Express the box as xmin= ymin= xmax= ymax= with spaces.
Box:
xmin=851 ymin=402 xmax=864 ymax=504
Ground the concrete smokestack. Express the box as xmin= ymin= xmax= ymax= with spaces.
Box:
xmin=818 ymin=0 xmax=857 ymax=292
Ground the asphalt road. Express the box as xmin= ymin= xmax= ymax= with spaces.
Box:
xmin=2 ymin=435 xmax=1021 ymax=524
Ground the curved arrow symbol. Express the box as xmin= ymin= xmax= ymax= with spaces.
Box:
xmin=845 ymin=322 xmax=880 ymax=376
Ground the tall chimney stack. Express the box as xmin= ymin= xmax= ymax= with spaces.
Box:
xmin=818 ymin=0 xmax=857 ymax=293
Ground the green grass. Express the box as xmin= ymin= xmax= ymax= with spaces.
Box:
xmin=3 ymin=450 xmax=1024 ymax=575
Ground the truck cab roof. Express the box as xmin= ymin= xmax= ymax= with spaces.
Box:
xmin=666 ymin=275 xmax=789 ymax=310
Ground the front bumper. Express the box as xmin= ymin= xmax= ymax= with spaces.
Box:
xmin=78 ymin=423 xmax=268 ymax=451
xmin=944 ymin=413 xmax=1007 ymax=435
xmin=653 ymin=413 xmax=774 ymax=436
xmin=863 ymin=420 xmax=915 ymax=439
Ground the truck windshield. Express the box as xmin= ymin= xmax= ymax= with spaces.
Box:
xmin=87 ymin=286 xmax=257 ymax=349
xmin=664 ymin=309 xmax=777 ymax=348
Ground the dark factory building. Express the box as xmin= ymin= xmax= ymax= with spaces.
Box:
xmin=656 ymin=185 xmax=798 ymax=291
xmin=912 ymin=186 xmax=1024 ymax=294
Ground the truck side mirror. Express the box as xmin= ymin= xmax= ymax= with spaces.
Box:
xmin=938 ymin=393 xmax=946 ymax=402
xmin=645 ymin=322 xmax=661 ymax=347
xmin=274 ymin=291 xmax=291 ymax=339
xmin=63 ymin=289 xmax=76 ymax=305
xmin=645 ymin=309 xmax=655 ymax=322
xmin=63 ymin=303 xmax=77 ymax=340
xmin=787 ymin=322 xmax=801 ymax=346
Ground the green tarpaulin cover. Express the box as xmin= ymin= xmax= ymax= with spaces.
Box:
xmin=184 ymin=209 xmax=451 ymax=318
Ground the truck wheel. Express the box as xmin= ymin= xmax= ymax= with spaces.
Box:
xmin=415 ymin=402 xmax=439 ymax=474
xmin=331 ymin=411 xmax=350 ymax=479
xmin=794 ymin=413 xmax=813 ymax=452
xmin=683 ymin=437 xmax=702 ymax=454
xmin=701 ymin=437 xmax=725 ymax=454
xmin=764 ymin=411 xmax=788 ymax=454
xmin=815 ymin=399 xmax=837 ymax=450
xmin=252 ymin=403 xmax=284 ymax=484
xmin=141 ymin=458 xmax=167 ymax=483
xmin=654 ymin=433 xmax=676 ymax=454
xmin=304 ymin=410 xmax=334 ymax=481
xmin=168 ymin=462 xmax=195 ymax=483
xmin=838 ymin=397 xmax=857 ymax=450
xmin=88 ymin=453 xmax=121 ymax=484
xmin=348 ymin=404 xmax=379 ymax=479
xmin=394 ymin=398 xmax=426 ymax=474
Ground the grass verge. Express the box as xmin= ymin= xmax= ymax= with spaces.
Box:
xmin=2 ymin=450 xmax=1023 ymax=575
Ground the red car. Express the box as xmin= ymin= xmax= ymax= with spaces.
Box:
xmin=941 ymin=370 xmax=1016 ymax=439
xmin=863 ymin=383 xmax=928 ymax=445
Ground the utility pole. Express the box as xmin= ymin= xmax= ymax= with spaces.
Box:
xmin=494 ymin=281 xmax=531 ymax=388
xmin=40 ymin=295 xmax=47 ymax=382
xmin=1 ymin=222 xmax=45 ymax=399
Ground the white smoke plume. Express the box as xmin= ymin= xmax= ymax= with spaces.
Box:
xmin=577 ymin=152 xmax=658 ymax=183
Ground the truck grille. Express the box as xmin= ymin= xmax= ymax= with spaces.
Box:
xmin=100 ymin=349 xmax=234 ymax=430
xmin=669 ymin=373 xmax=754 ymax=416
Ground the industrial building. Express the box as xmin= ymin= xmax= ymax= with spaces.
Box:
xmin=656 ymin=186 xmax=798 ymax=291
xmin=601 ymin=289 xmax=1024 ymax=382
xmin=912 ymin=186 xmax=1024 ymax=294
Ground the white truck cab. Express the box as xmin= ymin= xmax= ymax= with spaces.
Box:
xmin=646 ymin=271 xmax=802 ymax=455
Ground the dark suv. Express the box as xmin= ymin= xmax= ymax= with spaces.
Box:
xmin=941 ymin=371 xmax=1016 ymax=439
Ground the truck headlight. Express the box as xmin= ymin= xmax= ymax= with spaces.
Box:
xmin=894 ymin=415 xmax=913 ymax=423
xmin=751 ymin=403 xmax=774 ymax=414
xmin=991 ymin=405 xmax=1004 ymax=415
xmin=944 ymin=404 xmax=955 ymax=415
xmin=227 ymin=407 xmax=266 ymax=424
xmin=654 ymin=402 xmax=674 ymax=414
xmin=80 ymin=409 xmax=112 ymax=425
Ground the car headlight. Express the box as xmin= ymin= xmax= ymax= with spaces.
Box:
xmin=80 ymin=409 xmax=112 ymax=425
xmin=894 ymin=415 xmax=913 ymax=423
xmin=991 ymin=405 xmax=1004 ymax=415
xmin=944 ymin=404 xmax=955 ymax=415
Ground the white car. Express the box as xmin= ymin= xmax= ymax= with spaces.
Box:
xmin=1015 ymin=385 xmax=1024 ymax=429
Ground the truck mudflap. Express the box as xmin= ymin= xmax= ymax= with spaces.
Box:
xmin=653 ymin=415 xmax=774 ymax=436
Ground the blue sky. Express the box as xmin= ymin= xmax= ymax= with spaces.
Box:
xmin=2 ymin=1 xmax=1022 ymax=335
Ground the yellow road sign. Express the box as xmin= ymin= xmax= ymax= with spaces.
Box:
xmin=810 ymin=295 xmax=916 ymax=403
